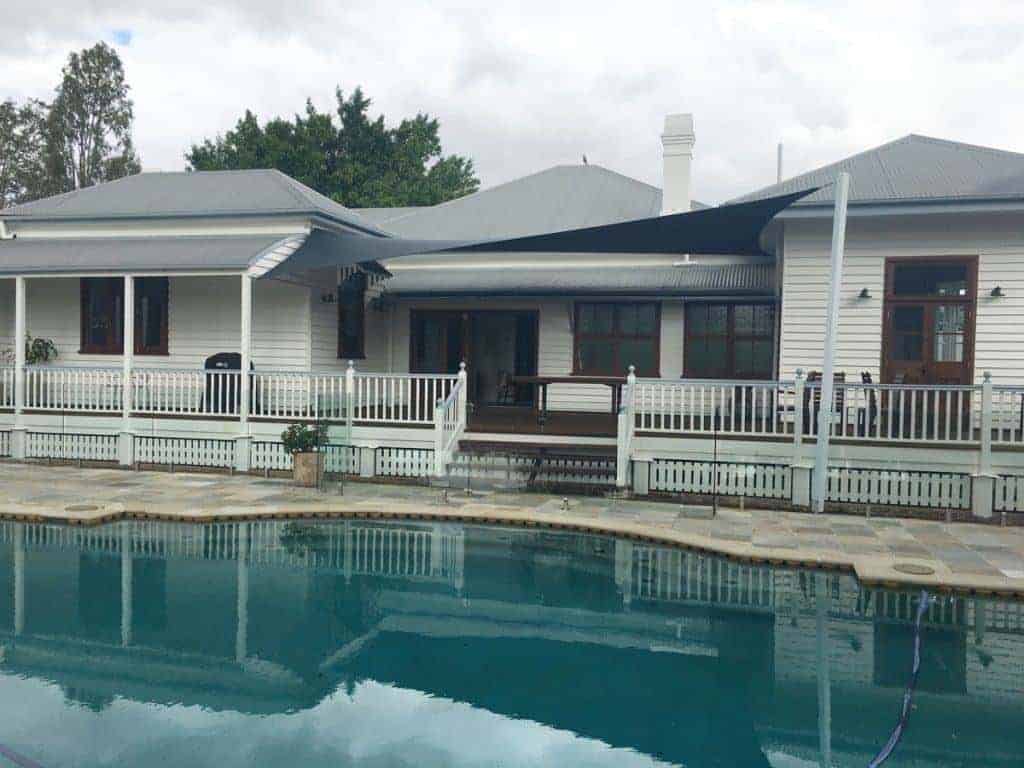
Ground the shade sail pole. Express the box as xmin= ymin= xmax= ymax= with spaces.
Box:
xmin=812 ymin=172 xmax=851 ymax=513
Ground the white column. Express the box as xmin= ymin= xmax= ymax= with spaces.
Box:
xmin=812 ymin=172 xmax=851 ymax=512
xmin=236 ymin=274 xmax=253 ymax=472
xmin=972 ymin=371 xmax=995 ymax=518
xmin=236 ymin=522 xmax=249 ymax=662
xmin=119 ymin=276 xmax=135 ymax=466
xmin=12 ymin=277 xmax=26 ymax=459
xmin=121 ymin=523 xmax=133 ymax=647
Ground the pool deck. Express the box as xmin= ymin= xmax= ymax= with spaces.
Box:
xmin=1 ymin=463 xmax=1022 ymax=597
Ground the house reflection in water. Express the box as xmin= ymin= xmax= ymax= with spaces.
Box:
xmin=0 ymin=519 xmax=1021 ymax=767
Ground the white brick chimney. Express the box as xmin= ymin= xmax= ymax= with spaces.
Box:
xmin=661 ymin=113 xmax=695 ymax=215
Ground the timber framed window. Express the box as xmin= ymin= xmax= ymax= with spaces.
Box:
xmin=80 ymin=277 xmax=169 ymax=355
xmin=337 ymin=272 xmax=367 ymax=359
xmin=684 ymin=303 xmax=774 ymax=379
xmin=573 ymin=302 xmax=660 ymax=377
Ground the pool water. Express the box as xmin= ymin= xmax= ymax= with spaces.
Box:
xmin=0 ymin=518 xmax=1020 ymax=767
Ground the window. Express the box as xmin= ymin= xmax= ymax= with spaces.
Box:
xmin=337 ymin=272 xmax=367 ymax=359
xmin=573 ymin=302 xmax=659 ymax=376
xmin=684 ymin=303 xmax=775 ymax=379
xmin=80 ymin=277 xmax=168 ymax=355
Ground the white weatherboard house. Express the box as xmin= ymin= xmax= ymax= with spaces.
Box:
xmin=2 ymin=114 xmax=1024 ymax=520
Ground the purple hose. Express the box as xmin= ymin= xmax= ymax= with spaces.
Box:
xmin=867 ymin=589 xmax=930 ymax=768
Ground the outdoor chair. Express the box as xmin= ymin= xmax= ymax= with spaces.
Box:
xmin=495 ymin=370 xmax=517 ymax=405
xmin=803 ymin=370 xmax=846 ymax=434
xmin=857 ymin=371 xmax=879 ymax=436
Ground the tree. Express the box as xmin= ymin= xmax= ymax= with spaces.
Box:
xmin=35 ymin=42 xmax=141 ymax=198
xmin=187 ymin=87 xmax=479 ymax=207
xmin=0 ymin=99 xmax=46 ymax=207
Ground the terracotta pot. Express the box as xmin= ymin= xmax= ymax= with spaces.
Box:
xmin=292 ymin=451 xmax=323 ymax=487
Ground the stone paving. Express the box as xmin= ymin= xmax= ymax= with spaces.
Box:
xmin=1 ymin=463 xmax=1023 ymax=596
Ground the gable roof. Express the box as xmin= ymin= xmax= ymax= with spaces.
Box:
xmin=370 ymin=165 xmax=671 ymax=239
xmin=0 ymin=170 xmax=384 ymax=233
xmin=731 ymin=134 xmax=1024 ymax=208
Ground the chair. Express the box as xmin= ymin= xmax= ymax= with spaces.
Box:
xmin=857 ymin=371 xmax=878 ymax=436
xmin=495 ymin=370 xmax=517 ymax=405
xmin=803 ymin=370 xmax=846 ymax=434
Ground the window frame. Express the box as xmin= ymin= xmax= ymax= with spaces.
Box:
xmin=79 ymin=277 xmax=169 ymax=356
xmin=572 ymin=301 xmax=660 ymax=377
xmin=683 ymin=302 xmax=776 ymax=380
xmin=337 ymin=272 xmax=368 ymax=360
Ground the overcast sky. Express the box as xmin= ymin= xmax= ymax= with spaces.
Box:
xmin=3 ymin=1 xmax=1023 ymax=203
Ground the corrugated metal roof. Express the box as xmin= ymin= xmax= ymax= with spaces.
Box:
xmin=383 ymin=263 xmax=773 ymax=297
xmin=375 ymin=165 xmax=665 ymax=239
xmin=0 ymin=235 xmax=291 ymax=275
xmin=0 ymin=170 xmax=384 ymax=232
xmin=731 ymin=134 xmax=1024 ymax=207
xmin=352 ymin=206 xmax=426 ymax=224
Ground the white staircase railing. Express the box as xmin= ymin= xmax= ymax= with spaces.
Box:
xmin=433 ymin=363 xmax=468 ymax=477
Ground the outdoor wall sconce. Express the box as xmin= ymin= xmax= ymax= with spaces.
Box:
xmin=858 ymin=288 xmax=872 ymax=299
xmin=991 ymin=286 xmax=1005 ymax=298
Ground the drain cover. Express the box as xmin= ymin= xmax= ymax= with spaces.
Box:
xmin=65 ymin=504 xmax=99 ymax=513
xmin=893 ymin=562 xmax=935 ymax=576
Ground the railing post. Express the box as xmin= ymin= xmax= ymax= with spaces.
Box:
xmin=344 ymin=361 xmax=356 ymax=472
xmin=11 ymin=276 xmax=26 ymax=459
xmin=972 ymin=371 xmax=995 ymax=519
xmin=119 ymin=275 xmax=135 ymax=467
xmin=433 ymin=397 xmax=445 ymax=478
xmin=790 ymin=369 xmax=813 ymax=509
xmin=457 ymin=361 xmax=468 ymax=428
xmin=616 ymin=365 xmax=637 ymax=489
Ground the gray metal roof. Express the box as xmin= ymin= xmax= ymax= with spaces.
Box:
xmin=352 ymin=206 xmax=426 ymax=224
xmin=374 ymin=165 xmax=666 ymax=239
xmin=0 ymin=235 xmax=291 ymax=275
xmin=382 ymin=263 xmax=773 ymax=297
xmin=0 ymin=170 xmax=385 ymax=232
xmin=731 ymin=134 xmax=1024 ymax=207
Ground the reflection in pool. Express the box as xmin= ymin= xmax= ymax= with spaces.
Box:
xmin=0 ymin=519 xmax=1020 ymax=767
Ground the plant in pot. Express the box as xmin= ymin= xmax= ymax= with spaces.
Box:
xmin=281 ymin=422 xmax=328 ymax=487
xmin=2 ymin=334 xmax=57 ymax=405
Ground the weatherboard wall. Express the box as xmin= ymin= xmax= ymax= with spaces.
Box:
xmin=778 ymin=211 xmax=1024 ymax=386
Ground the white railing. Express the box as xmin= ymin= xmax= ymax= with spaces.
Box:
xmin=809 ymin=380 xmax=982 ymax=444
xmin=635 ymin=378 xmax=797 ymax=437
xmin=433 ymin=364 xmax=468 ymax=477
xmin=991 ymin=385 xmax=1024 ymax=444
xmin=616 ymin=367 xmax=637 ymax=487
xmin=25 ymin=366 xmax=123 ymax=412
xmin=352 ymin=372 xmax=457 ymax=425
xmin=0 ymin=366 xmax=13 ymax=409
xmin=251 ymin=371 xmax=346 ymax=421
xmin=133 ymin=368 xmax=241 ymax=417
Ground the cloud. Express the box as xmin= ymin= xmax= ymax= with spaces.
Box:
xmin=1 ymin=0 xmax=1023 ymax=201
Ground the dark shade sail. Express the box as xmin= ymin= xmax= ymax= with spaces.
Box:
xmin=264 ymin=187 xmax=818 ymax=280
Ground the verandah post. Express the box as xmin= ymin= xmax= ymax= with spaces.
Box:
xmin=119 ymin=275 xmax=135 ymax=466
xmin=457 ymin=361 xmax=468 ymax=428
xmin=235 ymin=274 xmax=253 ymax=472
xmin=11 ymin=276 xmax=26 ymax=459
xmin=790 ymin=369 xmax=812 ymax=508
xmin=972 ymin=371 xmax=995 ymax=519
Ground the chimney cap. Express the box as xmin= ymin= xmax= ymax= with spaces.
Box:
xmin=662 ymin=113 xmax=694 ymax=139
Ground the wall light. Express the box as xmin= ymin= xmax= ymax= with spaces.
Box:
xmin=858 ymin=288 xmax=872 ymax=299
xmin=991 ymin=286 xmax=1005 ymax=298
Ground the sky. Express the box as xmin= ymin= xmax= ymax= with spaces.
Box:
xmin=2 ymin=0 xmax=1023 ymax=204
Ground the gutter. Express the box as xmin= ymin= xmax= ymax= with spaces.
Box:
xmin=776 ymin=196 xmax=1024 ymax=219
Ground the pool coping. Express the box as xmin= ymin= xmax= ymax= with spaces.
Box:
xmin=2 ymin=500 xmax=1022 ymax=600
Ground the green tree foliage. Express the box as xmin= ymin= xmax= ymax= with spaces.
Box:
xmin=187 ymin=87 xmax=479 ymax=207
xmin=0 ymin=99 xmax=46 ymax=207
xmin=0 ymin=42 xmax=141 ymax=206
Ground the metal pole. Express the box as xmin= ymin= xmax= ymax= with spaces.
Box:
xmin=812 ymin=172 xmax=851 ymax=512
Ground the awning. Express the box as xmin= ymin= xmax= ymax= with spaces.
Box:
xmin=383 ymin=263 xmax=774 ymax=297
xmin=0 ymin=234 xmax=298 ymax=275
xmin=264 ymin=187 xmax=817 ymax=281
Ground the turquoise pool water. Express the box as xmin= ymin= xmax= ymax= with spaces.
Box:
xmin=0 ymin=518 xmax=1020 ymax=767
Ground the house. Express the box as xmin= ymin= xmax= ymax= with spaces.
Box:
xmin=2 ymin=115 xmax=1024 ymax=520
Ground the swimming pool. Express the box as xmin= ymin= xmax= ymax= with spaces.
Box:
xmin=0 ymin=517 xmax=1020 ymax=767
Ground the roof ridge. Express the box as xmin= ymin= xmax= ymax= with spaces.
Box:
xmin=263 ymin=169 xmax=316 ymax=211
xmin=902 ymin=133 xmax=1024 ymax=160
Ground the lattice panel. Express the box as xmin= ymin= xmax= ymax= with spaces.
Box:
xmin=826 ymin=467 xmax=971 ymax=509
xmin=26 ymin=432 xmax=118 ymax=462
xmin=376 ymin=448 xmax=434 ymax=478
xmin=994 ymin=475 xmax=1024 ymax=513
xmin=0 ymin=431 xmax=10 ymax=458
xmin=651 ymin=459 xmax=790 ymax=499
xmin=135 ymin=436 xmax=235 ymax=468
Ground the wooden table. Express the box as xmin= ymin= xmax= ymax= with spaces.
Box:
xmin=511 ymin=375 xmax=628 ymax=425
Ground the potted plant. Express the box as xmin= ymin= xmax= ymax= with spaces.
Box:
xmin=281 ymin=422 xmax=328 ymax=487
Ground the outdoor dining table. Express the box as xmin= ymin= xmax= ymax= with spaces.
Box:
xmin=510 ymin=375 xmax=628 ymax=424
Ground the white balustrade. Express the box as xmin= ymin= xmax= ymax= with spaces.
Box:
xmin=251 ymin=371 xmax=346 ymax=421
xmin=991 ymin=385 xmax=1024 ymax=444
xmin=132 ymin=368 xmax=237 ymax=416
xmin=24 ymin=366 xmax=123 ymax=412
xmin=433 ymin=368 xmax=467 ymax=476
xmin=0 ymin=366 xmax=13 ymax=409
xmin=635 ymin=378 xmax=796 ymax=437
xmin=353 ymin=372 xmax=457 ymax=424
